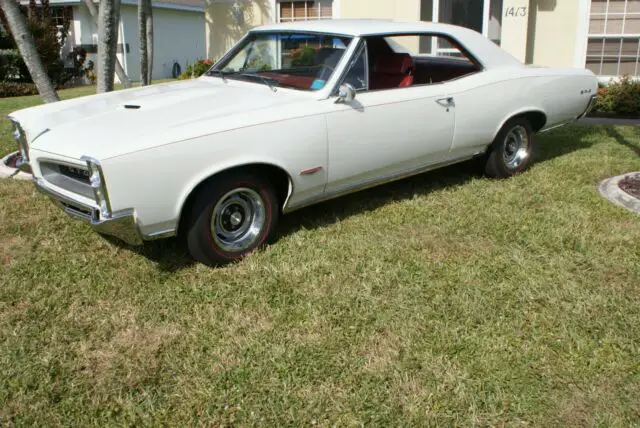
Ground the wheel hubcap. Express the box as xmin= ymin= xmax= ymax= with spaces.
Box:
xmin=211 ymin=188 xmax=266 ymax=253
xmin=503 ymin=125 xmax=530 ymax=169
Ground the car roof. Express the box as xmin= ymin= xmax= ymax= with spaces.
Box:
xmin=251 ymin=19 xmax=522 ymax=70
xmin=254 ymin=19 xmax=467 ymax=37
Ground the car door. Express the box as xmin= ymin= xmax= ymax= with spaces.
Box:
xmin=324 ymin=40 xmax=456 ymax=195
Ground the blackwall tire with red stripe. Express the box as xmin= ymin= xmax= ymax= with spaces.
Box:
xmin=185 ymin=172 xmax=279 ymax=267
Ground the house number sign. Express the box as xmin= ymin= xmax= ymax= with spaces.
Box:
xmin=504 ymin=6 xmax=528 ymax=17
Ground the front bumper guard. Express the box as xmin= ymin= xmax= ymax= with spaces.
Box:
xmin=34 ymin=178 xmax=143 ymax=246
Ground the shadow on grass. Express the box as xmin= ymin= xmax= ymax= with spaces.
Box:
xmin=277 ymin=159 xmax=481 ymax=239
xmin=604 ymin=126 xmax=640 ymax=157
xmin=102 ymin=234 xmax=195 ymax=272
xmin=534 ymin=124 xmax=599 ymax=162
xmin=115 ymin=124 xmax=599 ymax=271
xmin=278 ymin=125 xmax=600 ymax=239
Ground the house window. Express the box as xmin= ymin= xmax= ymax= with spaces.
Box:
xmin=586 ymin=0 xmax=640 ymax=77
xmin=51 ymin=7 xmax=66 ymax=28
xmin=278 ymin=1 xmax=333 ymax=22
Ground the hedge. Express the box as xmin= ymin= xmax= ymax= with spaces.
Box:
xmin=0 ymin=81 xmax=38 ymax=97
xmin=591 ymin=75 xmax=640 ymax=118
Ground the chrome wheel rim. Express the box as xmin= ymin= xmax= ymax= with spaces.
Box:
xmin=211 ymin=188 xmax=266 ymax=253
xmin=503 ymin=125 xmax=530 ymax=169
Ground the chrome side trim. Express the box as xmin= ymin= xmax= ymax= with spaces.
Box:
xmin=283 ymin=153 xmax=479 ymax=213
xmin=575 ymin=94 xmax=598 ymax=120
xmin=144 ymin=228 xmax=177 ymax=240
xmin=538 ymin=122 xmax=570 ymax=134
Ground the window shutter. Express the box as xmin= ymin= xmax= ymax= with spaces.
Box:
xmin=280 ymin=2 xmax=292 ymax=21
xmin=278 ymin=0 xmax=332 ymax=22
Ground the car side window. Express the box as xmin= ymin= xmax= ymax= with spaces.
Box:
xmin=342 ymin=42 xmax=368 ymax=91
xmin=374 ymin=34 xmax=481 ymax=89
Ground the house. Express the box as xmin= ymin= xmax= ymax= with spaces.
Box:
xmin=24 ymin=0 xmax=207 ymax=81
xmin=205 ymin=0 xmax=640 ymax=82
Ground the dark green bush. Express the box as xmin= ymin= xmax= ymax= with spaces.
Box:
xmin=0 ymin=81 xmax=38 ymax=97
xmin=291 ymin=46 xmax=316 ymax=67
xmin=0 ymin=49 xmax=30 ymax=82
xmin=592 ymin=75 xmax=640 ymax=117
xmin=0 ymin=1 xmax=74 ymax=86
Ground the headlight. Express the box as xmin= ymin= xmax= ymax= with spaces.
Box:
xmin=10 ymin=119 xmax=30 ymax=170
xmin=81 ymin=156 xmax=112 ymax=218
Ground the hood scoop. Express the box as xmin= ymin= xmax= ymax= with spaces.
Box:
xmin=123 ymin=104 xmax=141 ymax=110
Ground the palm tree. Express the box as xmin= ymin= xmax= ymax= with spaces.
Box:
xmin=0 ymin=0 xmax=58 ymax=102
xmin=82 ymin=0 xmax=131 ymax=88
xmin=138 ymin=0 xmax=153 ymax=85
xmin=96 ymin=0 xmax=121 ymax=93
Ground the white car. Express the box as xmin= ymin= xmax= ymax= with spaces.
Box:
xmin=9 ymin=20 xmax=598 ymax=266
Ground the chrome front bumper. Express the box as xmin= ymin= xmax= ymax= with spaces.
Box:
xmin=34 ymin=178 xmax=144 ymax=245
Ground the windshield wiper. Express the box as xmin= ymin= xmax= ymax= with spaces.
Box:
xmin=207 ymin=70 xmax=279 ymax=92
xmin=238 ymin=72 xmax=279 ymax=92
xmin=207 ymin=69 xmax=228 ymax=82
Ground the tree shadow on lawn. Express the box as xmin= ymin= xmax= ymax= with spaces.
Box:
xmin=277 ymin=125 xmax=600 ymax=239
xmin=603 ymin=126 xmax=640 ymax=158
xmin=534 ymin=124 xmax=600 ymax=161
xmin=119 ymin=125 xmax=599 ymax=272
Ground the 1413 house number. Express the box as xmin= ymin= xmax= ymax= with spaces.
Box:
xmin=504 ymin=6 xmax=528 ymax=17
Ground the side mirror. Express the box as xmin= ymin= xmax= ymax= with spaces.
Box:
xmin=336 ymin=83 xmax=356 ymax=103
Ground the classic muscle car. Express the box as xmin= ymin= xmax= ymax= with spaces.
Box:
xmin=8 ymin=20 xmax=598 ymax=266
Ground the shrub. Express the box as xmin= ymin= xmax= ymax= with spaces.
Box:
xmin=592 ymin=75 xmax=640 ymax=117
xmin=60 ymin=46 xmax=94 ymax=85
xmin=178 ymin=59 xmax=214 ymax=79
xmin=0 ymin=81 xmax=38 ymax=97
xmin=0 ymin=1 xmax=73 ymax=86
xmin=291 ymin=46 xmax=316 ymax=67
xmin=0 ymin=49 xmax=30 ymax=82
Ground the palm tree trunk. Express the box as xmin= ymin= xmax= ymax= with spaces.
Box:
xmin=97 ymin=0 xmax=121 ymax=93
xmin=82 ymin=0 xmax=131 ymax=88
xmin=138 ymin=0 xmax=153 ymax=85
xmin=0 ymin=0 xmax=59 ymax=103
xmin=145 ymin=0 xmax=153 ymax=84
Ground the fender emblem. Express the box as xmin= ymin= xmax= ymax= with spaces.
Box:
xmin=300 ymin=166 xmax=323 ymax=175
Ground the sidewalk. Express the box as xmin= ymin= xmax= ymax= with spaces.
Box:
xmin=577 ymin=117 xmax=640 ymax=126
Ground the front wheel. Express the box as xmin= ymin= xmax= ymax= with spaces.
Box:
xmin=484 ymin=117 xmax=534 ymax=178
xmin=185 ymin=172 xmax=279 ymax=266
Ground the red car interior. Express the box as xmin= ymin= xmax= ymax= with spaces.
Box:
xmin=260 ymin=72 xmax=316 ymax=90
xmin=369 ymin=54 xmax=415 ymax=90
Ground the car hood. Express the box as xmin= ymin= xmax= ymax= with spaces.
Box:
xmin=11 ymin=78 xmax=309 ymax=160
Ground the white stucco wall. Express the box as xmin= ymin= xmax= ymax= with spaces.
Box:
xmin=70 ymin=3 xmax=205 ymax=83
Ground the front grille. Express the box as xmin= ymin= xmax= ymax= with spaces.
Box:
xmin=60 ymin=201 xmax=94 ymax=220
xmin=39 ymin=161 xmax=94 ymax=200
xmin=58 ymin=164 xmax=91 ymax=184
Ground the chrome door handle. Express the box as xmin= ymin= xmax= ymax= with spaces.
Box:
xmin=436 ymin=97 xmax=454 ymax=107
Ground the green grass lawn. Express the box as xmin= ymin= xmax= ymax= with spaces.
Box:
xmin=1 ymin=87 xmax=640 ymax=426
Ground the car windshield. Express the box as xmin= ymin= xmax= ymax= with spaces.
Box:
xmin=207 ymin=32 xmax=353 ymax=91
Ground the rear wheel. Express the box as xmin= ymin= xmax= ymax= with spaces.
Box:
xmin=484 ymin=117 xmax=534 ymax=178
xmin=185 ymin=172 xmax=279 ymax=266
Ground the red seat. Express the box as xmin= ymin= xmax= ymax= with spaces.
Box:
xmin=370 ymin=54 xmax=415 ymax=90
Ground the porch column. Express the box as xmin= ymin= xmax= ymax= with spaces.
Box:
xmin=500 ymin=0 xmax=531 ymax=63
